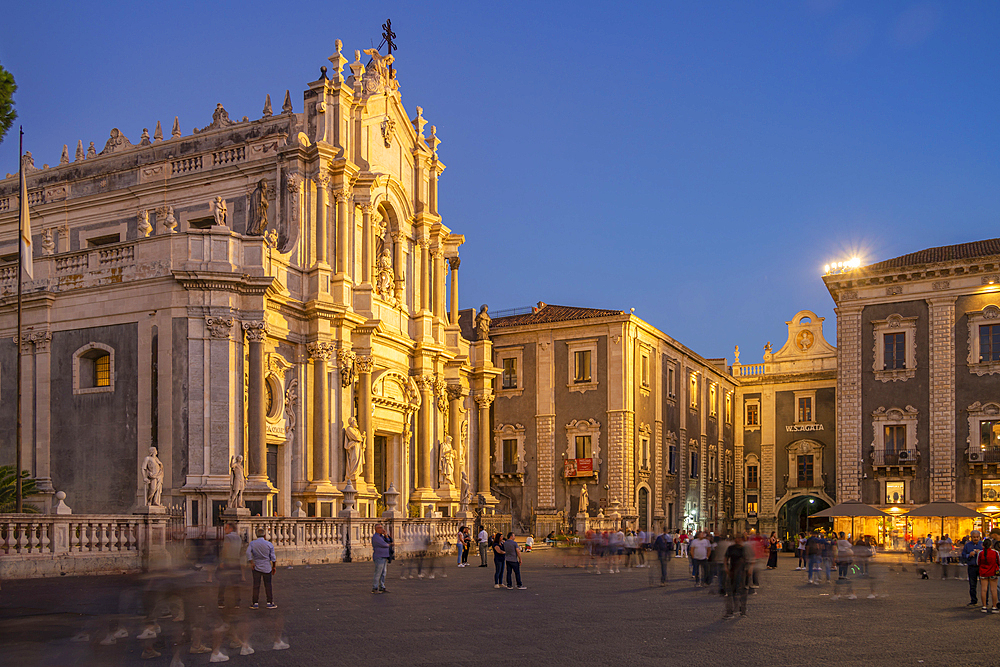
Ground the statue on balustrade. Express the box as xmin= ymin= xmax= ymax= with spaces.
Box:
xmin=142 ymin=447 xmax=164 ymax=507
xmin=229 ymin=455 xmax=246 ymax=509
xmin=344 ymin=417 xmax=366 ymax=481
xmin=476 ymin=305 xmax=491 ymax=340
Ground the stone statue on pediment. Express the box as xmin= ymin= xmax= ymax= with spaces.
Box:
xmin=247 ymin=179 xmax=268 ymax=235
xmin=229 ymin=455 xmax=246 ymax=509
xmin=344 ymin=417 xmax=365 ymax=481
xmin=142 ymin=447 xmax=164 ymax=507
xmin=476 ymin=305 xmax=491 ymax=340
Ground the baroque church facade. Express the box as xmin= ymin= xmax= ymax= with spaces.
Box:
xmin=0 ymin=42 xmax=497 ymax=524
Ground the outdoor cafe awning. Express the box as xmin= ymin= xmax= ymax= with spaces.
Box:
xmin=811 ymin=501 xmax=889 ymax=518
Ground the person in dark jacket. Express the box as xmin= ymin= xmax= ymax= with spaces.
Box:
xmin=372 ymin=523 xmax=394 ymax=593
xmin=962 ymin=530 xmax=983 ymax=607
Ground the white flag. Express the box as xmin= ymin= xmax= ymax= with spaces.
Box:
xmin=19 ymin=164 xmax=32 ymax=280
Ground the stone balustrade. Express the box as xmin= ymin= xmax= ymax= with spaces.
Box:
xmin=0 ymin=514 xmax=467 ymax=578
xmin=0 ymin=514 xmax=168 ymax=579
xmin=732 ymin=363 xmax=766 ymax=377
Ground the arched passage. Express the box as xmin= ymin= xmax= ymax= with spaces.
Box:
xmin=777 ymin=495 xmax=831 ymax=539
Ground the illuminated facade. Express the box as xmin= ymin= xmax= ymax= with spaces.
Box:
xmin=0 ymin=43 xmax=497 ymax=522
xmin=487 ymin=303 xmax=737 ymax=535
xmin=732 ymin=311 xmax=837 ymax=538
xmin=824 ymin=239 xmax=1000 ymax=543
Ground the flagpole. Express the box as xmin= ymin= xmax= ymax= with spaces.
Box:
xmin=15 ymin=126 xmax=23 ymax=513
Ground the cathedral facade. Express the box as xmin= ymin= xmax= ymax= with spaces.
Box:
xmin=0 ymin=42 xmax=495 ymax=524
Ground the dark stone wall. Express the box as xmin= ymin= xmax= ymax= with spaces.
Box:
xmin=50 ymin=323 xmax=138 ymax=513
xmin=860 ymin=300 xmax=930 ymax=504
xmin=492 ymin=342 xmax=538 ymax=522
xmin=955 ymin=293 xmax=1000 ymax=503
xmin=0 ymin=337 xmax=17 ymax=466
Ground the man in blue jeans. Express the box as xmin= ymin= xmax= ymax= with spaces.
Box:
xmin=503 ymin=532 xmax=527 ymax=589
xmin=372 ymin=523 xmax=393 ymax=593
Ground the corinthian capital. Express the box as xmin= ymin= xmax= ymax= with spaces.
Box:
xmin=415 ymin=374 xmax=436 ymax=392
xmin=446 ymin=384 xmax=468 ymax=402
xmin=474 ymin=391 xmax=495 ymax=408
xmin=447 ymin=256 xmax=461 ymax=271
xmin=333 ymin=187 xmax=353 ymax=203
xmin=307 ymin=341 xmax=335 ymax=361
xmin=242 ymin=320 xmax=267 ymax=342
xmin=355 ymin=355 xmax=375 ymax=374
xmin=315 ymin=173 xmax=331 ymax=189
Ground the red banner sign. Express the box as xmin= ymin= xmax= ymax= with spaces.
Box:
xmin=564 ymin=458 xmax=594 ymax=477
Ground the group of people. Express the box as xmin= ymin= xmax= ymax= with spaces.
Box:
xmin=792 ymin=530 xmax=875 ymax=586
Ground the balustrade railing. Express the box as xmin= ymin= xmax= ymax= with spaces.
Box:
xmin=732 ymin=363 xmax=766 ymax=377
xmin=872 ymin=449 xmax=919 ymax=466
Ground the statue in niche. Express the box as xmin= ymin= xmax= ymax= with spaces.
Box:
xmin=142 ymin=447 xmax=164 ymax=507
xmin=439 ymin=436 xmax=455 ymax=487
xmin=376 ymin=247 xmax=394 ymax=300
xmin=247 ymin=179 xmax=269 ymax=235
xmin=344 ymin=417 xmax=365 ymax=481
xmin=460 ymin=471 xmax=471 ymax=512
xmin=476 ymin=305 xmax=491 ymax=339
xmin=578 ymin=484 xmax=589 ymax=516
xmin=229 ymin=455 xmax=246 ymax=509
xmin=212 ymin=197 xmax=228 ymax=227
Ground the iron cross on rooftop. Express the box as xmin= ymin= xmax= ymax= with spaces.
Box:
xmin=382 ymin=19 xmax=397 ymax=77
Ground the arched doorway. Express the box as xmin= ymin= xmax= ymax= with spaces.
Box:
xmin=777 ymin=495 xmax=831 ymax=539
xmin=638 ymin=487 xmax=649 ymax=532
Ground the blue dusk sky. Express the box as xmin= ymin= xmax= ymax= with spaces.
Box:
xmin=1 ymin=1 xmax=997 ymax=362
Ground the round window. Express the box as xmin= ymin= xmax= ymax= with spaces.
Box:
xmin=264 ymin=375 xmax=282 ymax=420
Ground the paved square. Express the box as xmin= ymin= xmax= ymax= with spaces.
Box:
xmin=0 ymin=551 xmax=992 ymax=666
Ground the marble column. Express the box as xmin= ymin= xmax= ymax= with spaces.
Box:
xmin=475 ymin=392 xmax=494 ymax=496
xmin=419 ymin=240 xmax=430 ymax=312
xmin=334 ymin=188 xmax=352 ymax=276
xmin=243 ymin=321 xmax=268 ymax=484
xmin=356 ymin=355 xmax=375 ymax=488
xmin=308 ymin=341 xmax=335 ymax=482
xmin=416 ymin=375 xmax=435 ymax=490
xmin=315 ymin=174 xmax=330 ymax=265
xmin=432 ymin=249 xmax=445 ymax=319
xmin=361 ymin=204 xmax=374 ymax=286
xmin=392 ymin=231 xmax=405 ymax=304
xmin=448 ymin=257 xmax=460 ymax=325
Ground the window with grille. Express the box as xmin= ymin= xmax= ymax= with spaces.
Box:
xmin=797 ymin=454 xmax=814 ymax=486
xmin=668 ymin=444 xmax=677 ymax=474
xmin=94 ymin=353 xmax=111 ymax=387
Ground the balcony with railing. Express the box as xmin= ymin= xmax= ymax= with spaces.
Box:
xmin=872 ymin=448 xmax=919 ymax=472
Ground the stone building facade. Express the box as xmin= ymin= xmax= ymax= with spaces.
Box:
xmin=731 ymin=311 xmax=837 ymax=538
xmin=0 ymin=42 xmax=497 ymax=524
xmin=487 ymin=303 xmax=737 ymax=535
xmin=824 ymin=239 xmax=1000 ymax=542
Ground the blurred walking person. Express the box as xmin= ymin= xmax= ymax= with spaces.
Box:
xmin=217 ymin=523 xmax=244 ymax=609
xmin=723 ymin=534 xmax=750 ymax=619
xmin=654 ymin=529 xmax=673 ymax=586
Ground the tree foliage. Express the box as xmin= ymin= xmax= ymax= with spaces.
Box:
xmin=0 ymin=63 xmax=16 ymax=146
xmin=0 ymin=465 xmax=39 ymax=513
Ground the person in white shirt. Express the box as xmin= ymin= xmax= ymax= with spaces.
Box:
xmin=689 ymin=532 xmax=713 ymax=587
xmin=477 ymin=527 xmax=490 ymax=567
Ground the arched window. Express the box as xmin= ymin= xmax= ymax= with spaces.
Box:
xmin=73 ymin=342 xmax=115 ymax=395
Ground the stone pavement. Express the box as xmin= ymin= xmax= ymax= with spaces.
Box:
xmin=0 ymin=551 xmax=994 ymax=666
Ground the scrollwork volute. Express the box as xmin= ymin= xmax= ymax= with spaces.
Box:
xmin=205 ymin=317 xmax=235 ymax=339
